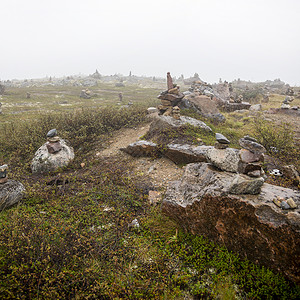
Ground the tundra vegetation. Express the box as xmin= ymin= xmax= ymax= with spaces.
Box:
xmin=0 ymin=82 xmax=299 ymax=299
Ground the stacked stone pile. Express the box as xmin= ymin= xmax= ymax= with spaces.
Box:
xmin=80 ymin=89 xmax=91 ymax=99
xmin=31 ymin=129 xmax=74 ymax=173
xmin=281 ymin=96 xmax=298 ymax=110
xmin=238 ymin=136 xmax=266 ymax=178
xmin=157 ymin=72 xmax=184 ymax=116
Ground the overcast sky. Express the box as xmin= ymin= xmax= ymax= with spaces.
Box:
xmin=1 ymin=0 xmax=299 ymax=85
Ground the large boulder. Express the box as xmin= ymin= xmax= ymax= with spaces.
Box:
xmin=162 ymin=162 xmax=300 ymax=283
xmin=0 ymin=180 xmax=25 ymax=210
xmin=148 ymin=115 xmax=212 ymax=135
xmin=206 ymin=147 xmax=240 ymax=172
xmin=179 ymin=95 xmax=226 ymax=123
xmin=31 ymin=139 xmax=75 ymax=173
xmin=164 ymin=144 xmax=212 ymax=165
xmin=120 ymin=140 xmax=159 ymax=157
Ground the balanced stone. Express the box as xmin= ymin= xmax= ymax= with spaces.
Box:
xmin=214 ymin=142 xmax=228 ymax=149
xmin=239 ymin=138 xmax=266 ymax=154
xmin=215 ymin=133 xmax=230 ymax=144
xmin=47 ymin=129 xmax=57 ymax=138
xmin=286 ymin=198 xmax=297 ymax=209
xmin=280 ymin=201 xmax=290 ymax=210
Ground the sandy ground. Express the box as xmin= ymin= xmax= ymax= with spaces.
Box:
xmin=95 ymin=123 xmax=184 ymax=189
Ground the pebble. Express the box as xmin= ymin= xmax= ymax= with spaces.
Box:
xmin=273 ymin=198 xmax=282 ymax=207
xmin=286 ymin=198 xmax=297 ymax=209
xmin=280 ymin=201 xmax=290 ymax=210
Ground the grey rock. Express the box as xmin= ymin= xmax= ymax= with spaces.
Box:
xmin=148 ymin=115 xmax=212 ymax=135
xmin=162 ymin=162 xmax=300 ymax=283
xmin=287 ymin=198 xmax=297 ymax=209
xmin=0 ymin=180 xmax=25 ymax=210
xmin=280 ymin=201 xmax=290 ymax=210
xmin=207 ymin=147 xmax=240 ymax=172
xmin=281 ymin=103 xmax=290 ymax=109
xmin=250 ymin=104 xmax=262 ymax=111
xmin=120 ymin=140 xmax=159 ymax=157
xmin=147 ymin=107 xmax=158 ymax=114
xmin=229 ymin=174 xmax=264 ymax=194
xmin=164 ymin=144 xmax=212 ymax=165
xmin=239 ymin=138 xmax=266 ymax=154
xmin=47 ymin=128 xmax=57 ymax=138
xmin=31 ymin=139 xmax=75 ymax=173
xmin=215 ymin=133 xmax=230 ymax=144
xmin=239 ymin=149 xmax=263 ymax=163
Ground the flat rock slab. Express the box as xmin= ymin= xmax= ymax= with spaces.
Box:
xmin=164 ymin=144 xmax=212 ymax=165
xmin=207 ymin=147 xmax=240 ymax=172
xmin=0 ymin=180 xmax=25 ymax=210
xmin=223 ymin=102 xmax=251 ymax=112
xmin=120 ymin=140 xmax=159 ymax=157
xmin=162 ymin=162 xmax=300 ymax=283
xmin=149 ymin=115 xmax=212 ymax=134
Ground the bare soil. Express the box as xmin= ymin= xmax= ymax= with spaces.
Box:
xmin=95 ymin=123 xmax=184 ymax=189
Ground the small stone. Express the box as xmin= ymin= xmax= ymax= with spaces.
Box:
xmin=47 ymin=129 xmax=57 ymax=138
xmin=280 ymin=201 xmax=290 ymax=210
xmin=215 ymin=133 xmax=230 ymax=144
xmin=239 ymin=149 xmax=263 ymax=163
xmin=247 ymin=170 xmax=262 ymax=177
xmin=273 ymin=198 xmax=282 ymax=207
xmin=286 ymin=198 xmax=297 ymax=209
xmin=46 ymin=141 xmax=62 ymax=154
xmin=80 ymin=163 xmax=85 ymax=168
xmin=47 ymin=136 xmax=60 ymax=143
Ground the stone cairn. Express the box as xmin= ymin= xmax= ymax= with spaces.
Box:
xmin=80 ymin=89 xmax=91 ymax=99
xmin=31 ymin=129 xmax=75 ymax=174
xmin=281 ymin=96 xmax=296 ymax=109
xmin=0 ymin=164 xmax=25 ymax=210
xmin=157 ymin=72 xmax=184 ymax=117
xmin=46 ymin=129 xmax=63 ymax=154
xmin=238 ymin=136 xmax=265 ymax=178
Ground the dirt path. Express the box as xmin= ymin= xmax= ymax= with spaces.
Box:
xmin=95 ymin=123 xmax=184 ymax=189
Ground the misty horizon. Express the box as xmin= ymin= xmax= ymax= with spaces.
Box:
xmin=1 ymin=0 xmax=299 ymax=85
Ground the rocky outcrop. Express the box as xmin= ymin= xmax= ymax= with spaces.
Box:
xmin=31 ymin=139 xmax=75 ymax=173
xmin=164 ymin=144 xmax=212 ymax=165
xmin=0 ymin=180 xmax=25 ymax=210
xmin=120 ymin=140 xmax=159 ymax=157
xmin=162 ymin=162 xmax=300 ymax=283
xmin=148 ymin=115 xmax=212 ymax=134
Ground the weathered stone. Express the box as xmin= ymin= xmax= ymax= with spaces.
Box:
xmin=162 ymin=162 xmax=300 ymax=283
xmin=0 ymin=164 xmax=8 ymax=183
xmin=238 ymin=161 xmax=263 ymax=174
xmin=31 ymin=139 xmax=75 ymax=173
xmin=167 ymin=72 xmax=173 ymax=90
xmin=287 ymin=198 xmax=298 ymax=209
xmin=164 ymin=144 xmax=211 ymax=165
xmin=147 ymin=107 xmax=158 ymax=114
xmin=250 ymin=104 xmax=262 ymax=111
xmin=239 ymin=138 xmax=266 ymax=154
xmin=206 ymin=147 xmax=240 ymax=172
xmin=0 ymin=180 xmax=25 ymax=210
xmin=280 ymin=201 xmax=290 ymax=210
xmin=157 ymin=92 xmax=184 ymax=103
xmin=46 ymin=141 xmax=62 ymax=154
xmin=47 ymin=128 xmax=57 ymax=138
xmin=239 ymin=149 xmax=263 ymax=163
xmin=282 ymin=165 xmax=300 ymax=185
xmin=120 ymin=140 xmax=159 ymax=157
xmin=281 ymin=103 xmax=290 ymax=109
xmin=161 ymin=99 xmax=173 ymax=106
xmin=247 ymin=170 xmax=262 ymax=178
xmin=243 ymin=135 xmax=258 ymax=142
xmin=215 ymin=133 xmax=230 ymax=144
xmin=229 ymin=174 xmax=264 ymax=194
xmin=223 ymin=102 xmax=251 ymax=112
xmin=148 ymin=115 xmax=212 ymax=135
